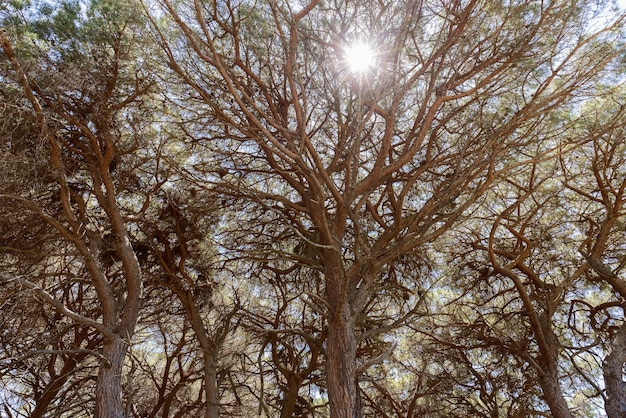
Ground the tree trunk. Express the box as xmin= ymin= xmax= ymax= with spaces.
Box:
xmin=604 ymin=322 xmax=626 ymax=418
xmin=178 ymin=288 xmax=221 ymax=418
xmin=540 ymin=372 xmax=573 ymax=418
xmin=95 ymin=336 xmax=128 ymax=418
xmin=280 ymin=377 xmax=302 ymax=418
xmin=326 ymin=302 xmax=360 ymax=418
xmin=203 ymin=350 xmax=220 ymax=418
xmin=537 ymin=313 xmax=573 ymax=418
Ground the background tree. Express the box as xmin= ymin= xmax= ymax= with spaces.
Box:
xmin=562 ymin=95 xmax=626 ymax=418
xmin=139 ymin=184 xmax=245 ymax=418
xmin=422 ymin=87 xmax=626 ymax=417
xmin=1 ymin=1 xmax=155 ymax=415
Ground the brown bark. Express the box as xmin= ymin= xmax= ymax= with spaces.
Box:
xmin=2 ymin=27 xmax=145 ymax=418
xmin=326 ymin=302 xmax=360 ymax=418
xmin=183 ymin=301 xmax=220 ymax=418
xmin=95 ymin=336 xmax=128 ymax=418
xmin=203 ymin=350 xmax=220 ymax=418
xmin=489 ymin=219 xmax=573 ymax=417
xmin=603 ymin=322 xmax=626 ymax=418
xmin=280 ymin=378 xmax=301 ymax=418
xmin=539 ymin=367 xmax=574 ymax=418
xmin=172 ymin=287 xmax=222 ymax=418
xmin=537 ymin=313 xmax=573 ymax=418
xmin=152 ymin=2 xmax=626 ymax=417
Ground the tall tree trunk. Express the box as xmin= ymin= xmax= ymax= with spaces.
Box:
xmin=178 ymin=288 xmax=221 ymax=418
xmin=604 ymin=322 xmax=626 ymax=418
xmin=326 ymin=301 xmax=360 ymax=418
xmin=203 ymin=350 xmax=219 ymax=418
xmin=95 ymin=336 xmax=128 ymax=418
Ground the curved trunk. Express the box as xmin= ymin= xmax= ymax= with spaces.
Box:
xmin=540 ymin=373 xmax=573 ymax=418
xmin=95 ymin=336 xmax=128 ymax=418
xmin=537 ymin=313 xmax=573 ymax=418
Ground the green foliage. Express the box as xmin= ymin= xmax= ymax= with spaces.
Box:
xmin=2 ymin=0 xmax=626 ymax=417
xmin=1 ymin=0 xmax=142 ymax=63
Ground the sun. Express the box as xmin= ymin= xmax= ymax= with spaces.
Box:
xmin=345 ymin=42 xmax=375 ymax=73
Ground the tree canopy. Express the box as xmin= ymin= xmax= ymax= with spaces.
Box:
xmin=2 ymin=1 xmax=626 ymax=417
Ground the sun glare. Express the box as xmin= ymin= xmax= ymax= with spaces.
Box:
xmin=345 ymin=42 xmax=375 ymax=73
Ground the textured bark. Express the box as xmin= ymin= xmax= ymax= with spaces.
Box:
xmin=540 ymin=373 xmax=574 ymax=418
xmin=203 ymin=350 xmax=220 ymax=418
xmin=326 ymin=303 xmax=360 ymax=418
xmin=95 ymin=337 xmax=128 ymax=418
xmin=3 ymin=28 xmax=144 ymax=418
xmin=537 ymin=314 xmax=573 ymax=418
xmin=585 ymin=256 xmax=626 ymax=417
xmin=604 ymin=322 xmax=626 ymax=418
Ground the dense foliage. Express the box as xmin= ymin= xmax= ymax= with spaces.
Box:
xmin=2 ymin=1 xmax=626 ymax=417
